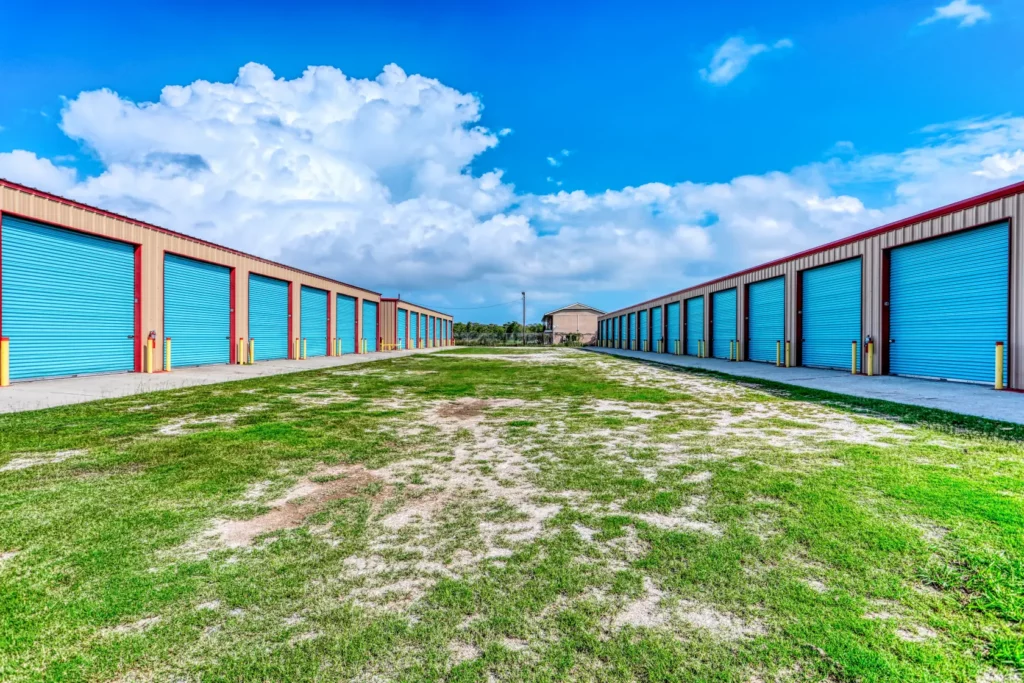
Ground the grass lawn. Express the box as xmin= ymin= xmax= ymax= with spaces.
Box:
xmin=1 ymin=348 xmax=1022 ymax=682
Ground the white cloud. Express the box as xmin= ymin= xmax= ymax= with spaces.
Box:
xmin=498 ymin=127 xmax=513 ymax=136
xmin=699 ymin=36 xmax=792 ymax=86
xmin=0 ymin=150 xmax=77 ymax=195
xmin=546 ymin=156 xmax=561 ymax=167
xmin=2 ymin=63 xmax=1024 ymax=318
xmin=920 ymin=0 xmax=991 ymax=27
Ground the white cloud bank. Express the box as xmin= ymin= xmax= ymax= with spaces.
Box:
xmin=1 ymin=64 xmax=1024 ymax=315
xmin=920 ymin=0 xmax=991 ymax=28
xmin=699 ymin=36 xmax=792 ymax=86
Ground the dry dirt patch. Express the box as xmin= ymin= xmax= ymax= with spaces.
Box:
xmin=1 ymin=449 xmax=87 ymax=472
xmin=208 ymin=464 xmax=383 ymax=549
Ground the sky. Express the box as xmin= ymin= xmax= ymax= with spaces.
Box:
xmin=2 ymin=0 xmax=1024 ymax=323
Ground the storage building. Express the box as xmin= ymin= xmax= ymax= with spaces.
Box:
xmin=597 ymin=181 xmax=1024 ymax=390
xmin=0 ymin=180 xmax=452 ymax=383
xmin=380 ymin=298 xmax=454 ymax=350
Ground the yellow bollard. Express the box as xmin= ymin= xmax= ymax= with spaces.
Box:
xmin=0 ymin=337 xmax=9 ymax=387
xmin=851 ymin=341 xmax=858 ymax=375
xmin=237 ymin=338 xmax=244 ymax=365
xmin=785 ymin=341 xmax=791 ymax=368
xmin=867 ymin=341 xmax=873 ymax=376
xmin=776 ymin=340 xmax=781 ymax=367
xmin=302 ymin=338 xmax=307 ymax=360
xmin=165 ymin=338 xmax=172 ymax=372
xmin=996 ymin=342 xmax=1005 ymax=390
xmin=293 ymin=338 xmax=299 ymax=360
xmin=249 ymin=339 xmax=255 ymax=364
xmin=144 ymin=341 xmax=153 ymax=374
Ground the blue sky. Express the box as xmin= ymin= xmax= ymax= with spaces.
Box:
xmin=2 ymin=0 xmax=1024 ymax=322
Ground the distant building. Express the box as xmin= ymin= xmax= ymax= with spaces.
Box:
xmin=542 ymin=303 xmax=605 ymax=345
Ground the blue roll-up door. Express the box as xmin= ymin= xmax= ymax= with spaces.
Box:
xmin=337 ymin=295 xmax=356 ymax=354
xmin=300 ymin=286 xmax=328 ymax=358
xmin=410 ymin=312 xmax=419 ymax=348
xmin=421 ymin=314 xmax=427 ymax=346
xmin=651 ymin=306 xmax=663 ymax=351
xmin=2 ymin=216 xmax=134 ymax=380
xmin=164 ymin=254 xmax=230 ymax=367
xmin=430 ymin=316 xmax=436 ymax=344
xmin=666 ymin=302 xmax=680 ymax=353
xmin=618 ymin=315 xmax=626 ymax=346
xmin=890 ymin=223 xmax=1009 ymax=384
xmin=628 ymin=313 xmax=636 ymax=348
xmin=397 ymin=308 xmax=407 ymax=349
xmin=747 ymin=276 xmax=785 ymax=364
xmin=638 ymin=310 xmax=649 ymax=349
xmin=685 ymin=297 xmax=704 ymax=355
xmin=363 ymin=300 xmax=378 ymax=351
xmin=802 ymin=258 xmax=861 ymax=371
xmin=248 ymin=274 xmax=289 ymax=361
xmin=711 ymin=289 xmax=737 ymax=359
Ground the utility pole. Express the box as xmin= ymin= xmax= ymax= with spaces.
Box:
xmin=522 ymin=292 xmax=526 ymax=346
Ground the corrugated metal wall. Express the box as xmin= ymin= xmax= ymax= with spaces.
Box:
xmin=598 ymin=187 xmax=1024 ymax=388
xmin=380 ymin=300 xmax=397 ymax=348
xmin=0 ymin=181 xmax=454 ymax=378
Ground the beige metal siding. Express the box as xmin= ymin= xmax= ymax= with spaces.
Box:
xmin=380 ymin=300 xmax=397 ymax=347
xmin=600 ymin=190 xmax=1024 ymax=388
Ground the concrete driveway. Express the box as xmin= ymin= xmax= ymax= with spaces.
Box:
xmin=0 ymin=347 xmax=447 ymax=414
xmin=587 ymin=347 xmax=1024 ymax=425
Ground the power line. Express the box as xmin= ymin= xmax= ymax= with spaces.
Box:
xmin=441 ymin=299 xmax=523 ymax=311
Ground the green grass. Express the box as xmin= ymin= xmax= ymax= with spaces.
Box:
xmin=1 ymin=348 xmax=1022 ymax=682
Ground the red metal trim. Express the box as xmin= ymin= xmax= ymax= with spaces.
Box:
xmin=0 ymin=210 xmax=4 ymax=339
xmin=881 ymin=248 xmax=891 ymax=376
xmin=229 ymin=268 xmax=237 ymax=365
xmin=707 ymin=294 xmax=715 ymax=358
xmin=134 ymin=246 xmax=143 ymax=373
xmin=600 ymin=179 xmax=1024 ymax=318
xmin=0 ymin=178 xmax=382 ymax=297
xmin=287 ymin=281 xmax=294 ymax=359
xmin=742 ymin=285 xmax=751 ymax=360
xmin=794 ymin=270 xmax=804 ymax=368
xmin=355 ymin=298 xmax=362 ymax=354
xmin=328 ymin=292 xmax=334 ymax=356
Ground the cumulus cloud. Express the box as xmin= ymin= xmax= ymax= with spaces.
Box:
xmin=1 ymin=63 xmax=1024 ymax=317
xmin=699 ymin=36 xmax=792 ymax=86
xmin=920 ymin=0 xmax=990 ymax=27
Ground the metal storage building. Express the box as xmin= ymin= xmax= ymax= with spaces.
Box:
xmin=380 ymin=299 xmax=453 ymax=351
xmin=597 ymin=181 xmax=1024 ymax=390
xmin=0 ymin=179 xmax=452 ymax=384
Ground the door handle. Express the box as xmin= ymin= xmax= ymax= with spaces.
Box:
xmin=889 ymin=339 xmax=895 ymax=344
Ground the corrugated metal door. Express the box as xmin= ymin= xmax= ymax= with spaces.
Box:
xmin=651 ymin=306 xmax=663 ymax=351
xmin=421 ymin=314 xmax=428 ymax=347
xmin=410 ymin=312 xmax=419 ymax=348
xmin=248 ymin=274 xmax=289 ymax=361
xmin=711 ymin=289 xmax=737 ymax=359
xmin=397 ymin=308 xmax=407 ymax=349
xmin=430 ymin=316 xmax=436 ymax=345
xmin=363 ymin=300 xmax=378 ymax=351
xmin=300 ymin=286 xmax=328 ymax=357
xmin=747 ymin=276 xmax=785 ymax=363
xmin=1 ymin=216 xmax=134 ymax=380
xmin=685 ymin=296 xmax=703 ymax=355
xmin=337 ymin=294 xmax=356 ymax=354
xmin=164 ymin=254 xmax=230 ymax=367
xmin=666 ymin=302 xmax=680 ymax=353
xmin=618 ymin=315 xmax=626 ymax=346
xmin=638 ymin=310 xmax=649 ymax=350
xmin=802 ymin=258 xmax=861 ymax=371
xmin=890 ymin=223 xmax=1009 ymax=384
xmin=628 ymin=313 xmax=636 ymax=348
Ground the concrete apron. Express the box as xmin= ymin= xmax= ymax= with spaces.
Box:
xmin=0 ymin=347 xmax=449 ymax=415
xmin=587 ymin=347 xmax=1024 ymax=426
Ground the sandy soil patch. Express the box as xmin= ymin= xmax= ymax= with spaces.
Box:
xmin=1 ymin=449 xmax=87 ymax=472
